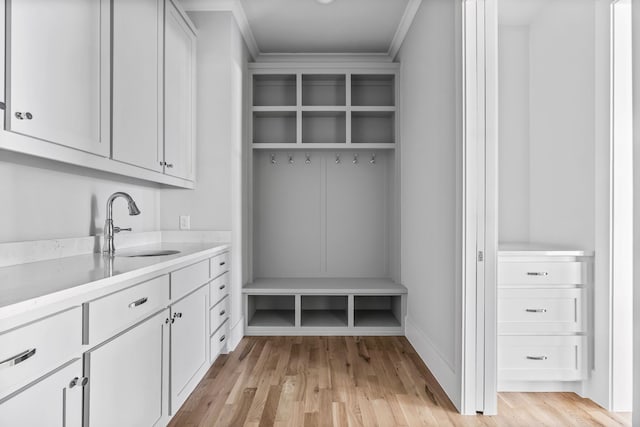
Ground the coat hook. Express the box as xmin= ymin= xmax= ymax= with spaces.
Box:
xmin=335 ymin=154 xmax=341 ymax=164
xmin=353 ymin=154 xmax=359 ymax=165
xmin=288 ymin=155 xmax=294 ymax=165
xmin=370 ymin=153 xmax=376 ymax=165
xmin=270 ymin=154 xmax=276 ymax=165
xmin=305 ymin=154 xmax=311 ymax=165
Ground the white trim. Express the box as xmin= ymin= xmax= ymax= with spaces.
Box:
xmin=387 ymin=0 xmax=422 ymax=59
xmin=227 ymin=317 xmax=244 ymax=351
xmin=405 ymin=316 xmax=460 ymax=411
xmin=255 ymin=53 xmax=394 ymax=63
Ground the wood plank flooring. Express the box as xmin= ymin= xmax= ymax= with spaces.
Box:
xmin=169 ymin=336 xmax=632 ymax=427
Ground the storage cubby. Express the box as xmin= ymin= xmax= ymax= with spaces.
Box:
xmin=302 ymin=112 xmax=346 ymax=144
xmin=247 ymin=295 xmax=295 ymax=327
xmin=351 ymin=74 xmax=395 ymax=106
xmin=253 ymin=112 xmax=296 ymax=144
xmin=302 ymin=74 xmax=346 ymax=106
xmin=253 ymin=74 xmax=296 ymax=106
xmin=351 ymin=112 xmax=395 ymax=144
xmin=301 ymin=295 xmax=348 ymax=327
xmin=354 ymin=296 xmax=402 ymax=327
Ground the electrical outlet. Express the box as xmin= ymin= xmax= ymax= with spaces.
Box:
xmin=179 ymin=215 xmax=191 ymax=230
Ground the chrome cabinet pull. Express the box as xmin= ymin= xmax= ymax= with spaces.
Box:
xmin=0 ymin=348 xmax=36 ymax=369
xmin=165 ymin=163 xmax=174 ymax=168
xmin=128 ymin=297 xmax=148 ymax=308
xmin=526 ymin=356 xmax=548 ymax=361
xmin=219 ymin=335 xmax=226 ymax=342
xmin=69 ymin=377 xmax=79 ymax=388
xmin=219 ymin=284 xmax=226 ymax=290
xmin=526 ymin=272 xmax=549 ymax=276
xmin=219 ymin=261 xmax=226 ymax=266
xmin=173 ymin=312 xmax=182 ymax=319
xmin=219 ymin=310 xmax=226 ymax=316
xmin=14 ymin=112 xmax=32 ymax=120
xmin=525 ymin=308 xmax=547 ymax=313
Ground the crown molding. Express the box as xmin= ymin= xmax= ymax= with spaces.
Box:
xmin=387 ymin=0 xmax=423 ymax=59
xmin=254 ymin=52 xmax=394 ymax=63
xmin=180 ymin=0 xmax=260 ymax=59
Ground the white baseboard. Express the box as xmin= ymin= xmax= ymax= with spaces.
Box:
xmin=227 ymin=317 xmax=244 ymax=352
xmin=405 ymin=316 xmax=461 ymax=411
xmin=498 ymin=381 xmax=582 ymax=393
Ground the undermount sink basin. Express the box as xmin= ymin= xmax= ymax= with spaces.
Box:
xmin=117 ymin=250 xmax=181 ymax=258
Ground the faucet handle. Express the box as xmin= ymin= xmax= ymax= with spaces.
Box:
xmin=114 ymin=227 xmax=132 ymax=233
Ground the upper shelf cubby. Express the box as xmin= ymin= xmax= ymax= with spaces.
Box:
xmin=302 ymin=74 xmax=346 ymax=107
xmin=253 ymin=74 xmax=296 ymax=107
xmin=351 ymin=74 xmax=395 ymax=107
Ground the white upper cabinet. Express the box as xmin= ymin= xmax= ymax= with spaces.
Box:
xmin=112 ymin=0 xmax=164 ymax=172
xmin=6 ymin=0 xmax=110 ymax=156
xmin=164 ymin=0 xmax=197 ymax=181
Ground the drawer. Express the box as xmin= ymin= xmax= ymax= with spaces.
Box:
xmin=498 ymin=335 xmax=586 ymax=382
xmin=210 ymin=296 xmax=230 ymax=335
xmin=498 ymin=261 xmax=587 ymax=286
xmin=0 ymin=307 xmax=82 ymax=399
xmin=85 ymin=275 xmax=169 ymax=345
xmin=498 ymin=288 xmax=585 ymax=334
xmin=210 ymin=320 xmax=229 ymax=364
xmin=171 ymin=259 xmax=210 ymax=300
xmin=209 ymin=272 xmax=230 ymax=308
xmin=210 ymin=252 xmax=230 ymax=280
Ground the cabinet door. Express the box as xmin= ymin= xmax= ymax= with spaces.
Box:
xmin=112 ymin=0 xmax=163 ymax=172
xmin=7 ymin=0 xmax=110 ymax=156
xmin=85 ymin=310 xmax=167 ymax=427
xmin=164 ymin=0 xmax=196 ymax=181
xmin=170 ymin=286 xmax=208 ymax=414
xmin=0 ymin=359 xmax=83 ymax=427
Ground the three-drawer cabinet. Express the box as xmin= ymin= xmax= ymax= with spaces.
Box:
xmin=497 ymin=245 xmax=592 ymax=391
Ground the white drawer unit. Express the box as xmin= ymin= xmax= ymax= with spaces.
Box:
xmin=498 ymin=335 xmax=587 ymax=382
xmin=498 ymin=288 xmax=585 ymax=334
xmin=210 ymin=252 xmax=230 ymax=280
xmin=209 ymin=272 xmax=230 ymax=307
xmin=0 ymin=307 xmax=82 ymax=399
xmin=498 ymin=261 xmax=587 ymax=286
xmin=84 ymin=275 xmax=169 ymax=346
xmin=171 ymin=259 xmax=209 ymax=300
xmin=210 ymin=319 xmax=229 ymax=363
xmin=209 ymin=296 xmax=230 ymax=335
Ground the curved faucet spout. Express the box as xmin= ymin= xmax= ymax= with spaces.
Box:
xmin=103 ymin=192 xmax=141 ymax=255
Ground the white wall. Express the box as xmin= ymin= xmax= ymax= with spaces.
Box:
xmin=398 ymin=0 xmax=462 ymax=410
xmin=0 ymin=152 xmax=161 ymax=243
xmin=498 ymin=25 xmax=530 ymax=243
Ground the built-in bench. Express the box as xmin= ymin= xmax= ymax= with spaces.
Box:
xmin=243 ymin=278 xmax=407 ymax=336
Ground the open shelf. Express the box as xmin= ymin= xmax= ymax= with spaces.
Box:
xmin=301 ymin=295 xmax=348 ymax=327
xmin=351 ymin=74 xmax=395 ymax=107
xmin=351 ymin=111 xmax=395 ymax=144
xmin=247 ymin=295 xmax=295 ymax=327
xmin=302 ymin=112 xmax=346 ymax=144
xmin=354 ymin=295 xmax=402 ymax=327
xmin=253 ymin=74 xmax=296 ymax=107
xmin=253 ymin=111 xmax=296 ymax=144
xmin=302 ymin=74 xmax=346 ymax=106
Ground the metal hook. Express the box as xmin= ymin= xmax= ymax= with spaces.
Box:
xmin=335 ymin=154 xmax=341 ymax=164
xmin=270 ymin=154 xmax=276 ymax=165
xmin=288 ymin=155 xmax=294 ymax=165
xmin=305 ymin=154 xmax=311 ymax=165
xmin=353 ymin=154 xmax=359 ymax=165
xmin=370 ymin=153 xmax=376 ymax=165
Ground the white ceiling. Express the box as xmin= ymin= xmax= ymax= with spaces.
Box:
xmin=240 ymin=0 xmax=410 ymax=54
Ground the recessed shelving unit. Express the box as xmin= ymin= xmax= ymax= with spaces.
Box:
xmin=354 ymin=296 xmax=402 ymax=327
xmin=253 ymin=74 xmax=296 ymax=107
xmin=351 ymin=74 xmax=395 ymax=107
xmin=301 ymin=295 xmax=348 ymax=327
xmin=246 ymin=295 xmax=296 ymax=328
xmin=253 ymin=111 xmax=296 ymax=144
xmin=352 ymin=111 xmax=395 ymax=144
xmin=302 ymin=74 xmax=346 ymax=106
xmin=302 ymin=111 xmax=346 ymax=144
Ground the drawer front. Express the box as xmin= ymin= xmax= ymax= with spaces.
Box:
xmin=0 ymin=307 xmax=82 ymax=399
xmin=85 ymin=275 xmax=169 ymax=346
xmin=210 ymin=320 xmax=229 ymax=364
xmin=210 ymin=296 xmax=230 ymax=335
xmin=210 ymin=252 xmax=230 ymax=280
xmin=209 ymin=272 xmax=230 ymax=308
xmin=498 ymin=335 xmax=586 ymax=382
xmin=498 ymin=261 xmax=586 ymax=286
xmin=171 ymin=259 xmax=209 ymax=300
xmin=498 ymin=288 xmax=585 ymax=334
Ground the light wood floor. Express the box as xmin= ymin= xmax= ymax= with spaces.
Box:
xmin=169 ymin=336 xmax=632 ymax=426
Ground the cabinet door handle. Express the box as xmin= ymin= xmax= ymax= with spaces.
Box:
xmin=526 ymin=356 xmax=548 ymax=361
xmin=165 ymin=163 xmax=174 ymax=169
xmin=219 ymin=335 xmax=226 ymax=342
xmin=128 ymin=297 xmax=148 ymax=308
xmin=173 ymin=312 xmax=182 ymax=319
xmin=526 ymin=272 xmax=548 ymax=276
xmin=219 ymin=284 xmax=226 ymax=290
xmin=525 ymin=308 xmax=547 ymax=313
xmin=219 ymin=310 xmax=226 ymax=316
xmin=0 ymin=348 xmax=36 ymax=369
xmin=219 ymin=261 xmax=226 ymax=266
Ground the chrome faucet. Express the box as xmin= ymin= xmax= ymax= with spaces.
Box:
xmin=103 ymin=192 xmax=141 ymax=255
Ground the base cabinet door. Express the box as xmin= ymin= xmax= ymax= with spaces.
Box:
xmin=0 ymin=359 xmax=83 ymax=427
xmin=85 ymin=310 xmax=167 ymax=427
xmin=170 ymin=285 xmax=208 ymax=414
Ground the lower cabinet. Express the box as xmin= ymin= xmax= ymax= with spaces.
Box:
xmin=170 ymin=285 xmax=208 ymax=415
xmin=0 ymin=359 xmax=84 ymax=427
xmin=84 ymin=310 xmax=167 ymax=427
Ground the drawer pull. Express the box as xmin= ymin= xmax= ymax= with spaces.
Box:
xmin=219 ymin=335 xmax=226 ymax=342
xmin=526 ymin=356 xmax=548 ymax=361
xmin=219 ymin=284 xmax=226 ymax=290
xmin=220 ymin=310 xmax=226 ymax=316
xmin=526 ymin=272 xmax=549 ymax=276
xmin=128 ymin=297 xmax=148 ymax=308
xmin=525 ymin=308 xmax=547 ymax=313
xmin=219 ymin=261 xmax=226 ymax=266
xmin=0 ymin=348 xmax=36 ymax=369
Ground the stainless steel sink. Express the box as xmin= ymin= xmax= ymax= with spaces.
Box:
xmin=117 ymin=250 xmax=181 ymax=257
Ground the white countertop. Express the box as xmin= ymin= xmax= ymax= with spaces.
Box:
xmin=0 ymin=242 xmax=229 ymax=321
xmin=498 ymin=242 xmax=594 ymax=257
